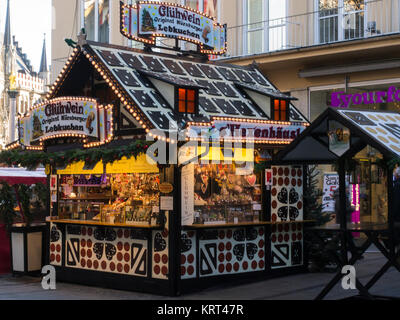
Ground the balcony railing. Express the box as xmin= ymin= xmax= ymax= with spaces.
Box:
xmin=224 ymin=0 xmax=399 ymax=59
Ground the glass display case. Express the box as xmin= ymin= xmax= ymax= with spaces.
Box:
xmin=57 ymin=173 xmax=160 ymax=225
xmin=190 ymin=163 xmax=263 ymax=225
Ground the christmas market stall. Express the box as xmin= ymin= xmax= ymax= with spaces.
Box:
xmin=276 ymin=107 xmax=400 ymax=299
xmin=2 ymin=1 xmax=311 ymax=295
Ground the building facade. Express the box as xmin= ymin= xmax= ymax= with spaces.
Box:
xmin=223 ymin=0 xmax=400 ymax=122
xmin=0 ymin=0 xmax=49 ymax=148
xmin=52 ymin=1 xmax=400 ymax=123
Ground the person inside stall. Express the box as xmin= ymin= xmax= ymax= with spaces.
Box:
xmin=194 ymin=165 xmax=221 ymax=201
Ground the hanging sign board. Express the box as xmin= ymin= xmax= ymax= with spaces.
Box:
xmin=120 ymin=1 xmax=227 ymax=55
xmin=322 ymin=173 xmax=339 ymax=213
xmin=18 ymin=97 xmax=113 ymax=148
xmin=188 ymin=120 xmax=307 ymax=143
xmin=327 ymin=120 xmax=350 ymax=156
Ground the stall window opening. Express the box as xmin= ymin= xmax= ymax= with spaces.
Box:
xmin=272 ymin=99 xmax=288 ymax=121
xmin=177 ymin=88 xmax=197 ymax=114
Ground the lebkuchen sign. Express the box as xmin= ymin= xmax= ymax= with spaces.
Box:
xmin=120 ymin=1 xmax=227 ymax=55
xmin=18 ymin=97 xmax=114 ymax=148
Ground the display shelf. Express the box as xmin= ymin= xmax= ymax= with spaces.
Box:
xmin=182 ymin=221 xmax=270 ymax=229
xmin=47 ymin=218 xmax=162 ymax=229
xmin=60 ymin=197 xmax=111 ymax=201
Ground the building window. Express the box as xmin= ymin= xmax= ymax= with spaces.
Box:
xmin=272 ymin=99 xmax=288 ymax=121
xmin=244 ymin=0 xmax=287 ymax=55
xmin=183 ymin=0 xmax=219 ymax=18
xmin=177 ymin=88 xmax=197 ymax=114
xmin=318 ymin=0 xmax=365 ymax=44
xmin=82 ymin=0 xmax=109 ymax=42
xmin=98 ymin=0 xmax=110 ymax=43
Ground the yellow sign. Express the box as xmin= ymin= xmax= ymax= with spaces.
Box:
xmin=45 ymin=164 xmax=51 ymax=175
xmin=159 ymin=182 xmax=173 ymax=194
xmin=57 ymin=161 xmax=104 ymax=175
xmin=106 ymin=154 xmax=158 ymax=174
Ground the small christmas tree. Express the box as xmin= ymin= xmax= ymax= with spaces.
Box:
xmin=304 ymin=165 xmax=331 ymax=225
xmin=304 ymin=165 xmax=337 ymax=272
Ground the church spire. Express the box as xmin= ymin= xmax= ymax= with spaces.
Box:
xmin=39 ymin=34 xmax=48 ymax=73
xmin=3 ymin=0 xmax=11 ymax=49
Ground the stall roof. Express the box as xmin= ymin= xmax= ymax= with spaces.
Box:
xmin=277 ymin=108 xmax=400 ymax=163
xmin=0 ymin=167 xmax=46 ymax=185
xmin=49 ymin=41 xmax=308 ymax=133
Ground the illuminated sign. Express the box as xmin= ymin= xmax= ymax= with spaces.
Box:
xmin=187 ymin=119 xmax=308 ymax=144
xmin=120 ymin=1 xmax=227 ymax=55
xmin=18 ymin=97 xmax=113 ymax=148
xmin=331 ymin=86 xmax=400 ymax=108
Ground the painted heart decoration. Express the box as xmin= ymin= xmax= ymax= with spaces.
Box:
xmin=277 ymin=188 xmax=288 ymax=204
xmin=94 ymin=228 xmax=105 ymax=241
xmin=289 ymin=188 xmax=299 ymax=204
xmin=245 ymin=228 xmax=258 ymax=241
xmin=246 ymin=174 xmax=257 ymax=187
xmin=289 ymin=207 xmax=299 ymax=221
xmin=233 ymin=229 xmax=245 ymax=242
xmin=154 ymin=232 xmax=167 ymax=252
xmin=246 ymin=243 xmax=258 ymax=260
xmin=180 ymin=233 xmax=192 ymax=253
xmin=93 ymin=243 xmax=104 ymax=260
xmin=233 ymin=244 xmax=245 ymax=261
xmin=50 ymin=226 xmax=60 ymax=242
xmin=278 ymin=206 xmax=288 ymax=221
xmin=105 ymin=244 xmax=117 ymax=261
xmin=105 ymin=228 xmax=117 ymax=242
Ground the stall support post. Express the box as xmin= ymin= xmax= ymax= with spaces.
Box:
xmin=386 ymin=163 xmax=395 ymax=256
xmin=166 ymin=165 xmax=181 ymax=296
xmin=338 ymin=158 xmax=348 ymax=264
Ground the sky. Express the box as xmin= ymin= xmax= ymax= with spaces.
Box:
xmin=0 ymin=0 xmax=52 ymax=72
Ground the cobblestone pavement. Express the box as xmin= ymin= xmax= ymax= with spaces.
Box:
xmin=0 ymin=252 xmax=398 ymax=300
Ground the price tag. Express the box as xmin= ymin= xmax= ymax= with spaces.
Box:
xmin=160 ymin=197 xmax=174 ymax=211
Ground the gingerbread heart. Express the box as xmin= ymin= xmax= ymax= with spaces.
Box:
xmin=246 ymin=174 xmax=257 ymax=187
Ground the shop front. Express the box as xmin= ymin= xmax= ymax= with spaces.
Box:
xmin=4 ymin=1 xmax=311 ymax=295
xmin=277 ymin=107 xmax=400 ymax=299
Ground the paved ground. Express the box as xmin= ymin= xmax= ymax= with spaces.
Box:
xmin=0 ymin=252 xmax=399 ymax=300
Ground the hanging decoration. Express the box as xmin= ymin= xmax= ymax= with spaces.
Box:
xmin=0 ymin=140 xmax=152 ymax=170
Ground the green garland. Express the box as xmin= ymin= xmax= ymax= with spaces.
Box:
xmin=0 ymin=140 xmax=152 ymax=170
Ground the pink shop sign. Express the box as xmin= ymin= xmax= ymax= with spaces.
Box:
xmin=331 ymin=86 xmax=400 ymax=108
